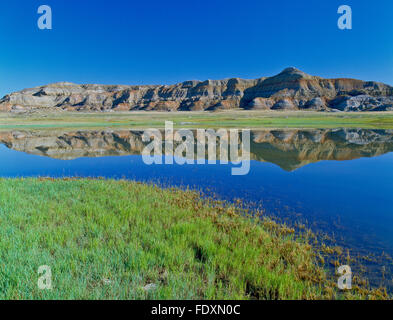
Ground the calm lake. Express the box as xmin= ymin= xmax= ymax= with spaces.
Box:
xmin=0 ymin=128 xmax=392 ymax=288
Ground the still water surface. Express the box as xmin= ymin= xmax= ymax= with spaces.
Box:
xmin=0 ymin=128 xmax=392 ymax=287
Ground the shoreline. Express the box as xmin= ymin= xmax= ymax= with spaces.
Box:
xmin=0 ymin=110 xmax=393 ymax=129
xmin=0 ymin=177 xmax=388 ymax=299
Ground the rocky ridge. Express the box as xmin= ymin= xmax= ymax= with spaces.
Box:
xmin=1 ymin=68 xmax=393 ymax=112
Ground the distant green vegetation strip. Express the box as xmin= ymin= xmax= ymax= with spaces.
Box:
xmin=0 ymin=178 xmax=332 ymax=300
xmin=1 ymin=111 xmax=393 ymax=129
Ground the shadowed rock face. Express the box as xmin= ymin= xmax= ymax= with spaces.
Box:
xmin=0 ymin=128 xmax=392 ymax=171
xmin=1 ymin=68 xmax=392 ymax=112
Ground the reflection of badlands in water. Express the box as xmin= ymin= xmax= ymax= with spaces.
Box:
xmin=0 ymin=128 xmax=393 ymax=171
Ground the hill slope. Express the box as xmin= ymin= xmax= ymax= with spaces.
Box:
xmin=1 ymin=67 xmax=393 ymax=112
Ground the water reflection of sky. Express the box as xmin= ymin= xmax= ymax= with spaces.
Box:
xmin=1 ymin=138 xmax=393 ymax=288
xmin=1 ymin=143 xmax=393 ymax=253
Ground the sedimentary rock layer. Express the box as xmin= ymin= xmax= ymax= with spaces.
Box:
xmin=1 ymin=68 xmax=392 ymax=112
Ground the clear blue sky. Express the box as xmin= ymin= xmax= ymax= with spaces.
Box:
xmin=1 ymin=0 xmax=392 ymax=97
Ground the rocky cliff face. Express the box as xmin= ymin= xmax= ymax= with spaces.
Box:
xmin=1 ymin=68 xmax=393 ymax=112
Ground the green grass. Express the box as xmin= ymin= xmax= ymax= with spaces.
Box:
xmin=0 ymin=178 xmax=388 ymax=300
xmin=1 ymin=110 xmax=393 ymax=129
xmin=0 ymin=178 xmax=331 ymax=300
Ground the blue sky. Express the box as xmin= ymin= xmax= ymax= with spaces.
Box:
xmin=0 ymin=0 xmax=392 ymax=97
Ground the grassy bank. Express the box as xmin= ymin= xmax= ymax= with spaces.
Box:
xmin=0 ymin=178 xmax=329 ymax=300
xmin=0 ymin=178 xmax=387 ymax=300
xmin=1 ymin=110 xmax=393 ymax=129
